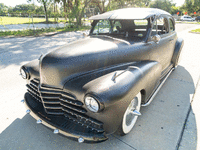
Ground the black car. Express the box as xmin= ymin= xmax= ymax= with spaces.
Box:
xmin=20 ymin=8 xmax=184 ymax=143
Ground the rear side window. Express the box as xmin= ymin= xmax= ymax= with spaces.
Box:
xmin=169 ymin=18 xmax=175 ymax=32
xmin=151 ymin=17 xmax=169 ymax=36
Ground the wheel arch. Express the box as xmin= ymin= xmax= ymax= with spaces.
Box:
xmin=140 ymin=89 xmax=146 ymax=104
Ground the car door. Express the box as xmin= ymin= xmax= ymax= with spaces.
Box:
xmin=148 ymin=15 xmax=175 ymax=74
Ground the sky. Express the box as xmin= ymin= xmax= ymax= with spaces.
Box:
xmin=0 ymin=0 xmax=185 ymax=7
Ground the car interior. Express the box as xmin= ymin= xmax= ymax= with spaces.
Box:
xmin=91 ymin=19 xmax=150 ymax=43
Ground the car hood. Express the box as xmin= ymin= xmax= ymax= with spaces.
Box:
xmin=40 ymin=35 xmax=147 ymax=88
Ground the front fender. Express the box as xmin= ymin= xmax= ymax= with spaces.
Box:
xmin=21 ymin=59 xmax=40 ymax=81
xmin=64 ymin=61 xmax=162 ymax=134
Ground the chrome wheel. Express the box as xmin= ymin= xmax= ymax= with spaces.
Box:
xmin=121 ymin=93 xmax=141 ymax=134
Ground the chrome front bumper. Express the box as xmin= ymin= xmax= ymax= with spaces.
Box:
xmin=23 ymin=93 xmax=108 ymax=143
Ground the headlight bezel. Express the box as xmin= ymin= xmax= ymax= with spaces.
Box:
xmin=84 ymin=95 xmax=100 ymax=113
xmin=20 ymin=67 xmax=30 ymax=79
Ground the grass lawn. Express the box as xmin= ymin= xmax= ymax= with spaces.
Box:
xmin=190 ymin=28 xmax=200 ymax=33
xmin=0 ymin=26 xmax=90 ymax=37
xmin=0 ymin=16 xmax=65 ymax=25
xmin=176 ymin=21 xmax=200 ymax=24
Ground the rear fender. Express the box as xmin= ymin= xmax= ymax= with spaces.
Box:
xmin=171 ymin=38 xmax=184 ymax=67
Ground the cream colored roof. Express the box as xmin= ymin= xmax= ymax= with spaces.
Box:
xmin=89 ymin=8 xmax=171 ymax=20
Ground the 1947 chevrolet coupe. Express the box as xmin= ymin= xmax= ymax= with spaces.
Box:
xmin=20 ymin=8 xmax=184 ymax=143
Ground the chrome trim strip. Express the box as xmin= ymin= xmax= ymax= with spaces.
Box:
xmin=142 ymin=68 xmax=174 ymax=107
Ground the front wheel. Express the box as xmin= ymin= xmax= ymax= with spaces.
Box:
xmin=118 ymin=92 xmax=142 ymax=136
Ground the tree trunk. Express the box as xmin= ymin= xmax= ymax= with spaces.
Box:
xmin=43 ymin=1 xmax=48 ymax=23
xmin=54 ymin=0 xmax=55 ymax=13
xmin=63 ymin=0 xmax=67 ymax=19
xmin=76 ymin=16 xmax=82 ymax=27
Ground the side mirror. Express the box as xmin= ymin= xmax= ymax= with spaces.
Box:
xmin=152 ymin=35 xmax=161 ymax=44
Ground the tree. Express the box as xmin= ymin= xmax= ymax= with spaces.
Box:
xmin=182 ymin=0 xmax=200 ymax=15
xmin=118 ymin=0 xmax=151 ymax=8
xmin=67 ymin=0 xmax=92 ymax=27
xmin=91 ymin=0 xmax=111 ymax=13
xmin=149 ymin=0 xmax=175 ymax=14
xmin=0 ymin=3 xmax=8 ymax=16
xmin=55 ymin=0 xmax=67 ymax=19
xmin=12 ymin=4 xmax=35 ymax=16
xmin=28 ymin=0 xmax=51 ymax=23
xmin=170 ymin=5 xmax=181 ymax=15
xmin=35 ymin=5 xmax=44 ymax=15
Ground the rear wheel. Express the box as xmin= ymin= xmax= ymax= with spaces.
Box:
xmin=118 ymin=92 xmax=142 ymax=136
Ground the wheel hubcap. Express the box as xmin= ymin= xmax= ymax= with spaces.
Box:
xmin=122 ymin=93 xmax=141 ymax=134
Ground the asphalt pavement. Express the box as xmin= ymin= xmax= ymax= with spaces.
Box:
xmin=0 ymin=23 xmax=200 ymax=150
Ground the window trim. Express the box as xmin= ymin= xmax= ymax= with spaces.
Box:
xmin=169 ymin=17 xmax=175 ymax=32
xmin=150 ymin=15 xmax=170 ymax=38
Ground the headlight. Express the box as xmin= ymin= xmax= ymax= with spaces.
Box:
xmin=85 ymin=96 xmax=99 ymax=112
xmin=20 ymin=68 xmax=29 ymax=79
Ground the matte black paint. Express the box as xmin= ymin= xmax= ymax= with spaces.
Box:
xmin=171 ymin=38 xmax=184 ymax=67
xmin=21 ymin=8 xmax=184 ymax=142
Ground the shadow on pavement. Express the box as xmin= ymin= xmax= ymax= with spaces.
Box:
xmin=0 ymin=31 xmax=86 ymax=69
xmin=0 ymin=115 xmax=132 ymax=150
xmin=113 ymin=65 xmax=197 ymax=150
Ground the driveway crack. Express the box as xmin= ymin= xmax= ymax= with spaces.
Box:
xmin=111 ymin=135 xmax=137 ymax=150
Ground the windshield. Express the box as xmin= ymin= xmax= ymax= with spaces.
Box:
xmin=91 ymin=19 xmax=149 ymax=40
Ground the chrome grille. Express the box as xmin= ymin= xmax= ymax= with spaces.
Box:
xmin=26 ymin=78 xmax=41 ymax=102
xmin=26 ymin=78 xmax=104 ymax=133
xmin=39 ymin=86 xmax=87 ymax=115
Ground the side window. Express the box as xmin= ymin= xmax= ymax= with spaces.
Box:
xmin=151 ymin=17 xmax=169 ymax=36
xmin=112 ymin=20 xmax=122 ymax=33
xmin=169 ymin=18 xmax=175 ymax=32
xmin=93 ymin=20 xmax=111 ymax=34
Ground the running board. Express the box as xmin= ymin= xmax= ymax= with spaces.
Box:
xmin=141 ymin=68 xmax=174 ymax=107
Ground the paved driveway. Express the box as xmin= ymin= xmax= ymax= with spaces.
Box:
xmin=0 ymin=24 xmax=200 ymax=150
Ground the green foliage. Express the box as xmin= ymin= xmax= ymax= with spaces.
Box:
xmin=0 ymin=3 xmax=8 ymax=16
xmin=66 ymin=0 xmax=92 ymax=27
xmin=3 ymin=0 xmax=199 ymax=32
xmin=170 ymin=5 xmax=181 ymax=14
xmin=27 ymin=0 xmax=51 ymax=22
xmin=149 ymin=0 xmax=175 ymax=14
xmin=182 ymin=0 xmax=200 ymax=15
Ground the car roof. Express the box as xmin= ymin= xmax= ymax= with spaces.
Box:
xmin=89 ymin=8 xmax=171 ymax=20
